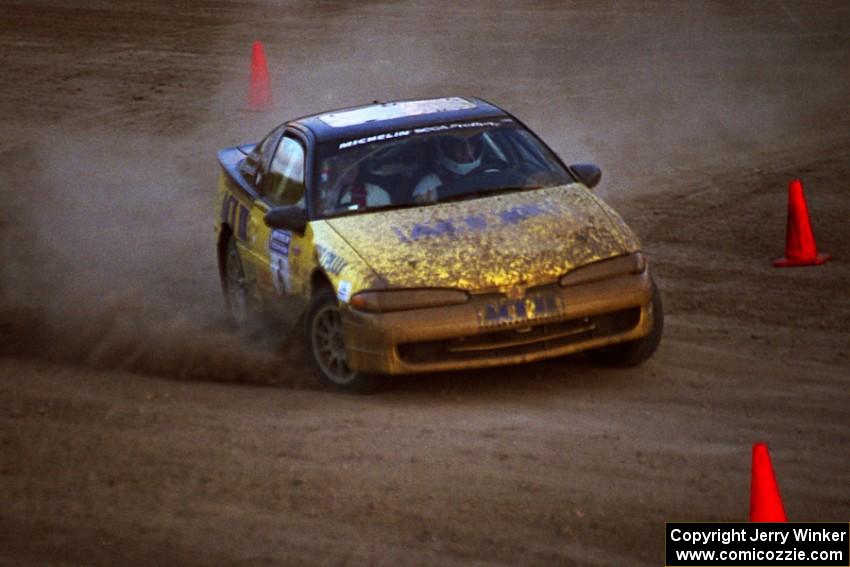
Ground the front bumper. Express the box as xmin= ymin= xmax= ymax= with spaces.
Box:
xmin=342 ymin=270 xmax=654 ymax=375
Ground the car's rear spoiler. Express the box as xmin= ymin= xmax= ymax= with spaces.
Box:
xmin=217 ymin=142 xmax=256 ymax=168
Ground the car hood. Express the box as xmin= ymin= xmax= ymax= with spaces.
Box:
xmin=325 ymin=184 xmax=641 ymax=291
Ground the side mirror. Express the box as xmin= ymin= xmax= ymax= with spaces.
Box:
xmin=569 ymin=163 xmax=602 ymax=189
xmin=264 ymin=206 xmax=307 ymax=232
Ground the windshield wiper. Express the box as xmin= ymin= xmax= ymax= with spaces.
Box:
xmin=328 ymin=202 xmax=420 ymax=218
xmin=363 ymin=202 xmax=423 ymax=213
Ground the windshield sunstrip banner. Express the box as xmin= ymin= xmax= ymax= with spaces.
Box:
xmin=337 ymin=119 xmax=515 ymax=149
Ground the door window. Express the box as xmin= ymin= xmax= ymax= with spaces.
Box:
xmin=263 ymin=136 xmax=306 ymax=207
xmin=240 ymin=126 xmax=284 ymax=188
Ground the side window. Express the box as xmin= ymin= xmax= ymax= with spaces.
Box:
xmin=240 ymin=126 xmax=284 ymax=188
xmin=263 ymin=136 xmax=306 ymax=207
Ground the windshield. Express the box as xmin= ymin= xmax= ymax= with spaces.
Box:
xmin=314 ymin=120 xmax=573 ymax=218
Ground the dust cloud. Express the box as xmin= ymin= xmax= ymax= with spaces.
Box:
xmin=0 ymin=132 xmax=310 ymax=388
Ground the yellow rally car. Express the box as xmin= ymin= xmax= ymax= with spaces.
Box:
xmin=215 ymin=97 xmax=662 ymax=391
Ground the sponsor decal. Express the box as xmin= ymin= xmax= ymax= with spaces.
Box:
xmin=269 ymin=230 xmax=291 ymax=255
xmin=410 ymin=119 xmax=506 ymax=135
xmin=391 ymin=202 xmax=557 ymax=243
xmin=338 ymin=130 xmax=410 ymax=150
xmin=337 ymin=280 xmax=352 ymax=303
xmin=315 ymin=244 xmax=348 ymax=275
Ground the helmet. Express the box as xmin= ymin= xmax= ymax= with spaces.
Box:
xmin=437 ymin=133 xmax=483 ymax=175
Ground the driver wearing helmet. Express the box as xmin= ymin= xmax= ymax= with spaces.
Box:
xmin=320 ymin=152 xmax=391 ymax=214
xmin=412 ymin=133 xmax=485 ymax=203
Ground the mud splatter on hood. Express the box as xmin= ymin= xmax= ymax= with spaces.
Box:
xmin=326 ymin=184 xmax=640 ymax=291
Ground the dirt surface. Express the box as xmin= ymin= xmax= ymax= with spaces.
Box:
xmin=1 ymin=1 xmax=849 ymax=565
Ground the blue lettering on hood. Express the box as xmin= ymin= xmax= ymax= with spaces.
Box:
xmin=391 ymin=202 xmax=557 ymax=243
xmin=499 ymin=204 xmax=545 ymax=225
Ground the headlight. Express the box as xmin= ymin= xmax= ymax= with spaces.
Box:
xmin=350 ymin=289 xmax=469 ymax=313
xmin=559 ymin=252 xmax=646 ymax=287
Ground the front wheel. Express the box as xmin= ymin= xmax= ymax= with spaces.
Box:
xmin=305 ymin=288 xmax=381 ymax=393
xmin=586 ymin=279 xmax=664 ymax=367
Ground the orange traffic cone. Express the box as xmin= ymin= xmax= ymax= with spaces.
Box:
xmin=750 ymin=442 xmax=787 ymax=522
xmin=248 ymin=41 xmax=272 ymax=111
xmin=773 ymin=179 xmax=831 ymax=267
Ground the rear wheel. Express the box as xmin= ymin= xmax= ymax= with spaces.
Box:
xmin=305 ymin=288 xmax=381 ymax=393
xmin=586 ymin=279 xmax=664 ymax=367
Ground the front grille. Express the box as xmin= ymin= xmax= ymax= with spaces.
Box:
xmin=397 ymin=308 xmax=641 ymax=364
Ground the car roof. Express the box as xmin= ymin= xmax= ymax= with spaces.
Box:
xmin=290 ymin=96 xmax=510 ymax=143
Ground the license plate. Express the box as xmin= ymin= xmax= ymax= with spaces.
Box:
xmin=477 ymin=292 xmax=562 ymax=327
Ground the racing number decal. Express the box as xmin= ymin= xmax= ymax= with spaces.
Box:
xmin=237 ymin=206 xmax=249 ymax=241
xmin=269 ymin=230 xmax=292 ymax=294
xmin=221 ymin=195 xmax=251 ymax=242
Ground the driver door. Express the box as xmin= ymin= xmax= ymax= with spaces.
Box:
xmin=242 ymin=133 xmax=309 ymax=306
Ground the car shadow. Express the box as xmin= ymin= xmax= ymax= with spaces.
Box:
xmin=372 ymin=353 xmax=646 ymax=404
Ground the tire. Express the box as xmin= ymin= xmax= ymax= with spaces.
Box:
xmin=586 ymin=279 xmax=664 ymax=367
xmin=224 ymin=238 xmax=252 ymax=329
xmin=304 ymin=288 xmax=382 ymax=393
